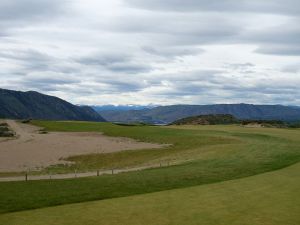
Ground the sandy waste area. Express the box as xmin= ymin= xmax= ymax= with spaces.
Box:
xmin=0 ymin=120 xmax=164 ymax=172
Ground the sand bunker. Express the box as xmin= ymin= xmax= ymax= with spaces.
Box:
xmin=0 ymin=120 xmax=164 ymax=172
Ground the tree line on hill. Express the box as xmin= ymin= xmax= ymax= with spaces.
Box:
xmin=170 ymin=114 xmax=300 ymax=128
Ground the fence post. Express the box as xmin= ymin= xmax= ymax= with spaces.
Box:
xmin=75 ymin=169 xmax=77 ymax=178
xmin=97 ymin=170 xmax=99 ymax=177
xmin=25 ymin=172 xmax=28 ymax=181
xmin=112 ymin=169 xmax=114 ymax=175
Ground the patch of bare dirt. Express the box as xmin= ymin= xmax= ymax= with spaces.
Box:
xmin=0 ymin=120 xmax=165 ymax=172
xmin=243 ymin=123 xmax=263 ymax=128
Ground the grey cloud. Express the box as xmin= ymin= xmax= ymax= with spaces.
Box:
xmin=106 ymin=63 xmax=152 ymax=74
xmin=15 ymin=75 xmax=80 ymax=92
xmin=142 ymin=46 xmax=204 ymax=58
xmin=106 ymin=80 xmax=143 ymax=93
xmin=23 ymin=76 xmax=79 ymax=85
xmin=225 ymin=63 xmax=255 ymax=69
xmin=125 ymin=0 xmax=300 ymax=15
xmin=255 ymin=45 xmax=300 ymax=56
xmin=224 ymin=63 xmax=256 ymax=73
xmin=142 ymin=70 xmax=224 ymax=87
xmin=112 ymin=13 xmax=241 ymax=45
xmin=222 ymin=84 xmax=299 ymax=96
xmin=281 ymin=64 xmax=300 ymax=73
xmin=0 ymin=49 xmax=52 ymax=61
xmin=0 ymin=0 xmax=67 ymax=37
xmin=0 ymin=49 xmax=54 ymax=73
xmin=75 ymin=53 xmax=153 ymax=74
xmin=140 ymin=69 xmax=300 ymax=105
xmin=76 ymin=54 xmax=130 ymax=66
xmin=0 ymin=0 xmax=65 ymax=21
xmin=174 ymin=70 xmax=225 ymax=83
xmin=109 ymin=6 xmax=300 ymax=57
xmin=0 ymin=31 xmax=8 ymax=37
xmin=91 ymin=74 xmax=147 ymax=93
xmin=122 ymin=1 xmax=300 ymax=56
xmin=142 ymin=70 xmax=227 ymax=97
xmin=241 ymin=18 xmax=300 ymax=56
xmin=1 ymin=1 xmax=300 ymax=105
xmin=0 ymin=49 xmax=78 ymax=74
xmin=181 ymin=83 xmax=297 ymax=104
xmin=253 ymin=27 xmax=300 ymax=45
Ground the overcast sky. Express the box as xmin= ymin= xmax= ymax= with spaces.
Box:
xmin=0 ymin=0 xmax=300 ymax=105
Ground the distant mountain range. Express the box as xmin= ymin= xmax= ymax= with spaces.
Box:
xmin=92 ymin=105 xmax=156 ymax=112
xmin=290 ymin=106 xmax=300 ymax=109
xmin=0 ymin=89 xmax=105 ymax=121
xmin=100 ymin=104 xmax=300 ymax=124
xmin=2 ymin=88 xmax=300 ymax=124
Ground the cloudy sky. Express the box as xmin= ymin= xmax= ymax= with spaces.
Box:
xmin=0 ymin=0 xmax=300 ymax=105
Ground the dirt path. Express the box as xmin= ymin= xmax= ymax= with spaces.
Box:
xmin=0 ymin=163 xmax=171 ymax=182
xmin=5 ymin=120 xmax=37 ymax=140
xmin=0 ymin=120 xmax=165 ymax=172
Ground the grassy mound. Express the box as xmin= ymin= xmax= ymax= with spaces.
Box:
xmin=171 ymin=114 xmax=238 ymax=125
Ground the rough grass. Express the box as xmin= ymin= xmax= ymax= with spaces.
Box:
xmin=0 ymin=121 xmax=299 ymax=214
xmin=27 ymin=121 xmax=240 ymax=173
xmin=1 ymin=162 xmax=299 ymax=225
xmin=29 ymin=121 xmax=299 ymax=174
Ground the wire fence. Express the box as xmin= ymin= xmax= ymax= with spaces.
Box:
xmin=0 ymin=161 xmax=173 ymax=182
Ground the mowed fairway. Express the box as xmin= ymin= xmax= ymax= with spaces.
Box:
xmin=0 ymin=121 xmax=299 ymax=224
xmin=0 ymin=162 xmax=299 ymax=225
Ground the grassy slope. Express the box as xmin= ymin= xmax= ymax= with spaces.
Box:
xmin=0 ymin=121 xmax=299 ymax=214
xmin=1 ymin=162 xmax=299 ymax=225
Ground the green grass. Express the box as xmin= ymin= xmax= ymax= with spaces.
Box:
xmin=29 ymin=121 xmax=240 ymax=173
xmin=28 ymin=121 xmax=300 ymax=174
xmin=1 ymin=162 xmax=299 ymax=225
xmin=0 ymin=121 xmax=299 ymax=214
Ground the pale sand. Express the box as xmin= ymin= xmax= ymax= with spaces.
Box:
xmin=0 ymin=120 xmax=165 ymax=172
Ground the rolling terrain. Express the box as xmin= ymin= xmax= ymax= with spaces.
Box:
xmin=0 ymin=121 xmax=299 ymax=224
